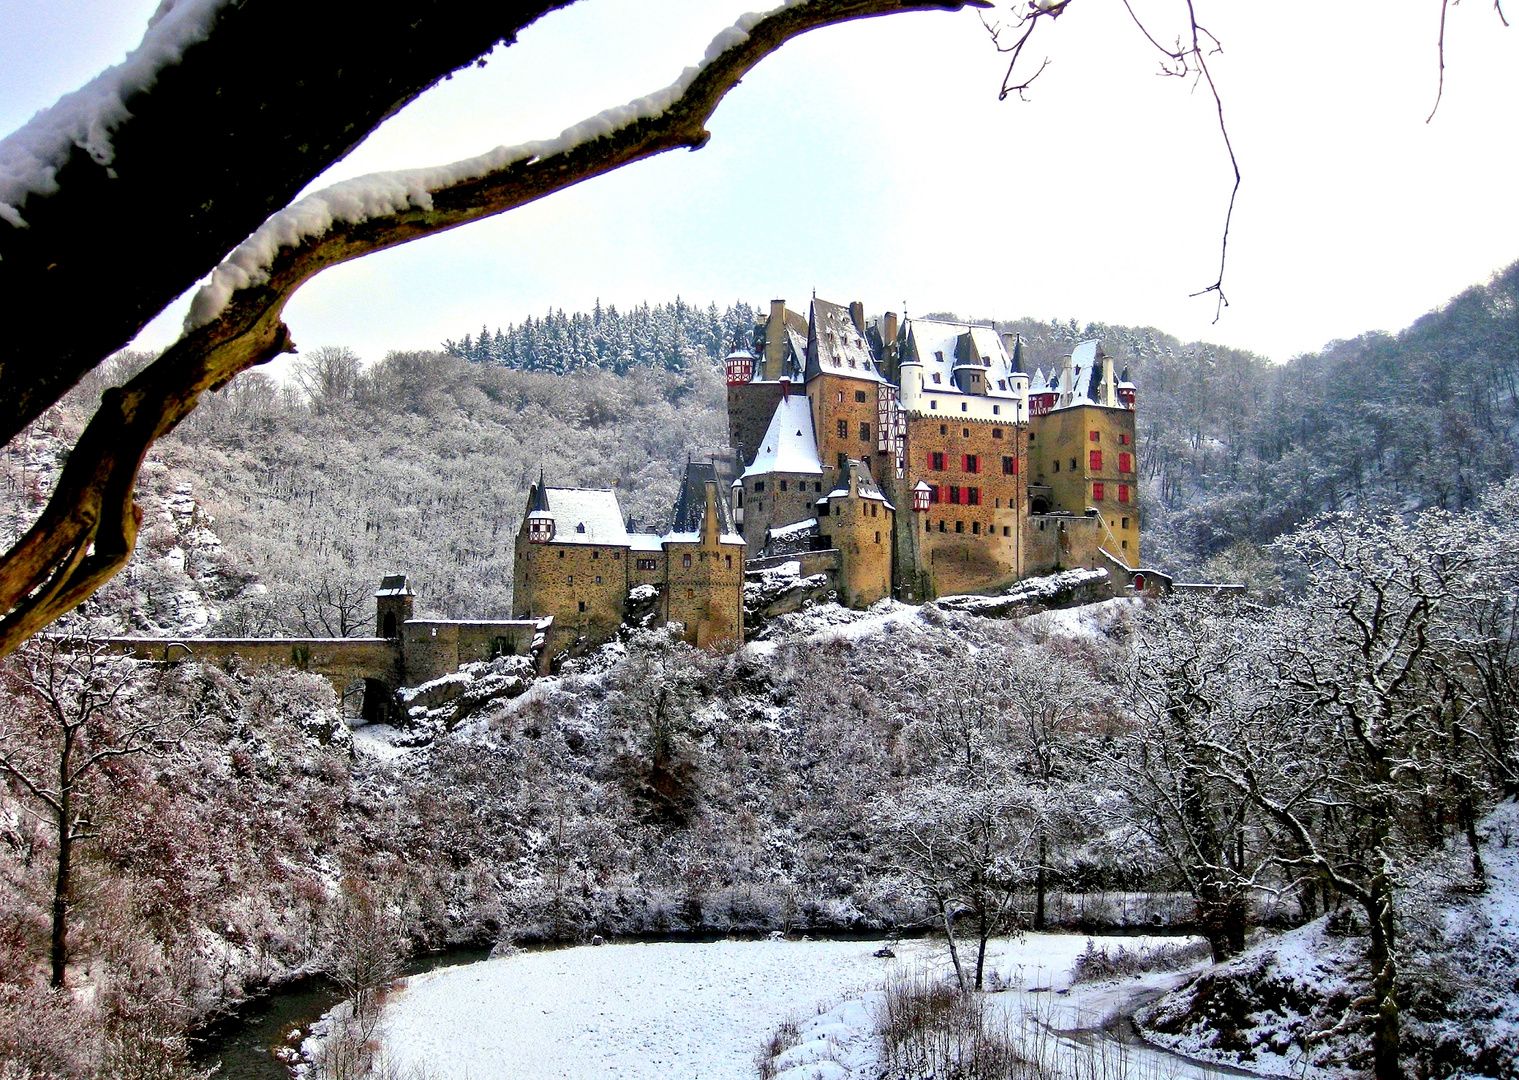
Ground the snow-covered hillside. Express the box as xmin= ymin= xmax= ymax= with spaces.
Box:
xmin=1138 ymin=801 xmax=1519 ymax=1079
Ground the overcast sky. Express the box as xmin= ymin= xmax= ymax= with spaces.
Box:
xmin=4 ymin=0 xmax=1517 ymax=367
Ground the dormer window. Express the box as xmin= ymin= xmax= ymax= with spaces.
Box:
xmin=575 ymin=522 xmax=586 ymax=533
xmin=931 ymin=372 xmax=942 ymax=384
xmin=997 ymin=380 xmax=1007 ymax=390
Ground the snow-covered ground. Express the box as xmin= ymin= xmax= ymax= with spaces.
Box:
xmin=372 ymin=933 xmax=1215 ymax=1080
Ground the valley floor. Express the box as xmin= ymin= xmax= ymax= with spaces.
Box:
xmin=364 ymin=933 xmax=1219 ymax=1080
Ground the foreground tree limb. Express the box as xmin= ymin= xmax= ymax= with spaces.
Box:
xmin=0 ymin=0 xmax=985 ymax=657
xmin=0 ymin=0 xmax=578 ymax=447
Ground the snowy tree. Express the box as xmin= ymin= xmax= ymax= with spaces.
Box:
xmin=0 ymin=635 xmax=199 ymax=988
xmin=1100 ymin=601 xmax=1272 ymax=962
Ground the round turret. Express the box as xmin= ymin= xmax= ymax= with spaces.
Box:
xmin=725 ymin=347 xmax=755 ymax=386
xmin=526 ymin=509 xmax=555 ymax=544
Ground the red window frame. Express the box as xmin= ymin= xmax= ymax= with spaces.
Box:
xmin=930 ymin=451 xmax=946 ymax=471
xmin=1090 ymin=450 xmax=1103 ymax=472
xmin=1092 ymin=482 xmax=1105 ymax=501
xmin=1089 ymin=430 xmax=1100 ymax=442
xmin=962 ymin=454 xmax=980 ymax=473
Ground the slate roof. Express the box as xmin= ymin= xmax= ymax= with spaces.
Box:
xmin=742 ymin=394 xmax=823 ymax=478
xmin=536 ymin=487 xmax=631 ymax=546
xmin=667 ymin=461 xmax=743 ymax=544
xmin=805 ymin=298 xmax=886 ymax=383
xmin=902 ymin=318 xmax=1025 ymax=400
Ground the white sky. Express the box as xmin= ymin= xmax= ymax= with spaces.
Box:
xmin=4 ymin=0 xmax=1517 ymax=367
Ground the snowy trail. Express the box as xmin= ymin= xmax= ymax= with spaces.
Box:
xmin=376 ymin=934 xmax=1231 ymax=1080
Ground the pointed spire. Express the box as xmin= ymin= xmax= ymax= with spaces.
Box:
xmin=529 ymin=468 xmax=550 ymax=512
xmin=1010 ymin=333 xmax=1026 ymax=375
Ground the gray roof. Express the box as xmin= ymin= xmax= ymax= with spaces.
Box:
xmin=536 ymin=487 xmax=631 ymax=546
xmin=670 ymin=461 xmax=738 ymax=536
xmin=806 ymin=298 xmax=886 ymax=383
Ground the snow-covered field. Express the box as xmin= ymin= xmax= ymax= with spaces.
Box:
xmin=373 ymin=933 xmax=1214 ymax=1080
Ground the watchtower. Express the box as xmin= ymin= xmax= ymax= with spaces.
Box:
xmin=374 ymin=574 xmax=415 ymax=638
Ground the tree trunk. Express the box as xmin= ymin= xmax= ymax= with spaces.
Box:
xmin=50 ymin=792 xmax=71 ymax=989
xmin=1363 ymin=882 xmax=1402 ymax=1080
xmin=940 ymin=899 xmax=968 ymax=992
xmin=974 ymin=905 xmax=988 ymax=991
xmin=1034 ymin=832 xmax=1047 ymax=931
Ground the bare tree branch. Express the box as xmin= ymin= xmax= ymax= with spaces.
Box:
xmin=1429 ymin=0 xmax=1451 ymax=122
xmin=0 ymin=0 xmax=987 ymax=657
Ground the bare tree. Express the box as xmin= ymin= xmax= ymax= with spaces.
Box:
xmin=1101 ymin=601 xmax=1270 ymax=962
xmin=291 ymin=346 xmax=363 ymax=415
xmin=1002 ymin=640 xmax=1102 ymax=930
xmin=292 ymin=574 xmax=371 ymax=639
xmin=326 ymin=876 xmax=410 ymax=1044
xmin=0 ymin=634 xmax=197 ymax=988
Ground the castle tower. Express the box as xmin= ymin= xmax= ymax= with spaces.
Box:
xmin=374 ymin=574 xmax=415 ymax=638
xmin=816 ymin=459 xmax=893 ymax=609
xmin=662 ymin=468 xmax=745 ymax=648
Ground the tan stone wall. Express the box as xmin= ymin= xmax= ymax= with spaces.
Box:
xmin=629 ymin=550 xmax=666 ymax=589
xmin=891 ymin=415 xmax=1027 ymax=598
xmin=1023 ymin=514 xmax=1107 ymax=576
xmin=99 ymin=636 xmax=401 ymax=694
xmin=513 ymin=540 xmax=629 ymax=643
xmin=455 ymin=621 xmax=541 ymax=665
xmin=807 ymin=375 xmax=881 ymax=475
xmin=1028 ymin=404 xmax=1139 ymax=564
xmin=402 ymin=620 xmax=461 ymax=685
xmin=663 ymin=539 xmax=745 ymax=648
xmin=818 ymin=496 xmax=892 ymax=608
xmin=737 ymin=472 xmax=825 ymax=550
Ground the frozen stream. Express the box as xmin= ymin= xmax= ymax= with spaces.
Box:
xmin=374 ymin=933 xmax=1245 ymax=1080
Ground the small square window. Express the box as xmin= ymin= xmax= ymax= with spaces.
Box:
xmin=955 ymin=520 xmax=964 ymax=533
xmin=940 ymin=424 xmax=947 ymax=435
xmin=960 ymin=402 xmax=968 ymax=412
xmin=962 ymin=428 xmax=970 ymax=438
xmin=931 ymin=372 xmax=942 ymax=384
xmin=992 ymin=428 xmax=1003 ymax=439
xmin=754 ymin=481 xmax=765 ymax=493
xmin=859 ymin=422 xmax=870 ymax=441
xmin=1122 ymin=517 xmax=1130 ymax=529
xmin=567 ymin=575 xmax=574 ymax=584
xmin=682 ymin=554 xmax=692 ymax=567
xmin=780 ymin=480 xmax=788 ymax=492
xmin=594 ymin=575 xmax=602 ymax=584
xmin=578 ymin=600 xmax=586 ymax=613
xmin=854 ymin=390 xmax=867 ymax=402
xmin=972 ymin=521 xmax=980 ymax=535
xmin=1002 ymin=526 xmax=1011 ymax=537
xmin=837 ymin=419 xmax=849 ymax=439
xmin=993 ymin=405 xmax=1000 ymax=415
xmin=931 ymin=400 xmax=938 ymax=410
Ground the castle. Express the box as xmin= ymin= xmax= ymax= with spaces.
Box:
xmin=516 ymin=298 xmax=1141 ymax=654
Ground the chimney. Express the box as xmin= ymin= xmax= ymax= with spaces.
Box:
xmin=764 ymin=299 xmax=787 ymax=380
xmin=1001 ymin=331 xmax=1017 ymax=354
xmin=883 ymin=311 xmax=899 ymax=343
xmin=849 ymin=301 xmax=866 ymax=336
xmin=780 ymin=376 xmax=791 ymax=401
xmin=702 ymin=480 xmax=720 ymax=545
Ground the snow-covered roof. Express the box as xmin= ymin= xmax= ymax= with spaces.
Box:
xmin=817 ymin=460 xmax=895 ymax=509
xmin=768 ymin=517 xmax=818 ymax=538
xmin=1046 ymin=339 xmax=1127 ymax=410
xmin=743 ymin=395 xmax=823 ymax=478
xmin=902 ymin=319 xmax=1025 ymax=401
xmin=629 ymin=533 xmax=664 ymax=553
xmin=806 ymin=298 xmax=886 ymax=383
xmin=536 ymin=488 xmax=630 ymax=546
xmin=375 ymin=574 xmax=414 ymax=597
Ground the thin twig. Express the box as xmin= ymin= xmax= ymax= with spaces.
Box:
xmin=1180 ymin=1 xmax=1239 ymax=322
xmin=1428 ymin=0 xmax=1450 ymax=122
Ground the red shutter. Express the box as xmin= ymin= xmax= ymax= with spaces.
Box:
xmin=968 ymin=487 xmax=981 ymax=506
xmin=1090 ymin=450 xmax=1103 ymax=472
xmin=1093 ymin=482 xmax=1105 ymax=501
xmin=1089 ymin=430 xmax=1099 ymax=442
xmin=1119 ymin=452 xmax=1133 ymax=473
xmin=1118 ymin=484 xmax=1130 ymax=503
